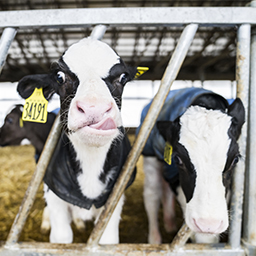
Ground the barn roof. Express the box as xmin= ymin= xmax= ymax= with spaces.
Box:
xmin=0 ymin=0 xmax=251 ymax=82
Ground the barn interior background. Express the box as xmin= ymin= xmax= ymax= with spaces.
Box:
xmin=0 ymin=0 xmax=254 ymax=255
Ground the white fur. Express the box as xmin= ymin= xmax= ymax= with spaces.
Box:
xmin=65 ymin=39 xmax=123 ymax=147
xmin=179 ymin=106 xmax=231 ymax=236
xmin=67 ymin=78 xmax=122 ymax=147
xmin=45 ymin=38 xmax=125 ymax=244
xmin=45 ymin=185 xmax=124 ymax=244
xmin=63 ymin=38 xmax=120 ymax=80
xmin=143 ymin=157 xmax=176 ymax=244
xmin=72 ymin=141 xmax=112 ymax=199
xmin=143 ymin=106 xmax=232 ymax=244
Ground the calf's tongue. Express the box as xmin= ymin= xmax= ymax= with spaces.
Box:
xmin=89 ymin=118 xmax=116 ymax=130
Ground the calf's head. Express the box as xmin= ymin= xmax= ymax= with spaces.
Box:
xmin=0 ymin=105 xmax=25 ymax=146
xmin=17 ymin=38 xmax=136 ymax=147
xmin=157 ymin=98 xmax=245 ymax=235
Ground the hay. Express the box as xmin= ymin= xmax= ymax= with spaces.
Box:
xmin=0 ymin=135 xmax=182 ymax=244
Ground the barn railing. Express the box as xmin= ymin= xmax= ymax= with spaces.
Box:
xmin=0 ymin=4 xmax=255 ymax=256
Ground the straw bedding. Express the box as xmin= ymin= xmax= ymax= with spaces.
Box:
xmin=0 ymin=135 xmax=182 ymax=244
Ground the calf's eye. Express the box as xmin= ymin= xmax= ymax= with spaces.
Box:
xmin=119 ymin=73 xmax=128 ymax=85
xmin=7 ymin=117 xmax=13 ymax=124
xmin=57 ymin=71 xmax=65 ymax=84
xmin=174 ymin=155 xmax=183 ymax=166
xmin=231 ymin=156 xmax=239 ymax=167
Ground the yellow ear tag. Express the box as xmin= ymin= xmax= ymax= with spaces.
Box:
xmin=164 ymin=142 xmax=173 ymax=165
xmin=22 ymin=88 xmax=48 ymax=123
xmin=135 ymin=66 xmax=149 ymax=79
xmin=19 ymin=118 xmax=23 ymax=128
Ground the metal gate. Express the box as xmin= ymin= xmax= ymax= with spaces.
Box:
xmin=0 ymin=3 xmax=255 ymax=256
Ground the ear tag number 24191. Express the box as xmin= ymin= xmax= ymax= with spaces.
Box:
xmin=22 ymin=88 xmax=48 ymax=123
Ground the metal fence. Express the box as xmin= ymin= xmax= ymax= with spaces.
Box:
xmin=0 ymin=3 xmax=255 ymax=256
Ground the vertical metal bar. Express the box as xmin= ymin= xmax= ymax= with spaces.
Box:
xmin=229 ymin=24 xmax=251 ymax=249
xmin=90 ymin=25 xmax=107 ymax=40
xmin=0 ymin=27 xmax=17 ymax=74
xmin=5 ymin=26 xmax=107 ymax=248
xmin=243 ymin=22 xmax=256 ymax=253
xmin=5 ymin=115 xmax=61 ymax=247
xmin=87 ymin=23 xmax=199 ymax=247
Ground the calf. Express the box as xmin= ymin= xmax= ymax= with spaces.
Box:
xmin=17 ymin=37 xmax=137 ymax=244
xmin=0 ymin=104 xmax=57 ymax=158
xmin=137 ymin=87 xmax=245 ymax=244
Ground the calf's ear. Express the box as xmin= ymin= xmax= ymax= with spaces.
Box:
xmin=127 ymin=66 xmax=138 ymax=81
xmin=228 ymin=98 xmax=245 ymax=140
xmin=157 ymin=119 xmax=180 ymax=145
xmin=17 ymin=74 xmax=56 ymax=101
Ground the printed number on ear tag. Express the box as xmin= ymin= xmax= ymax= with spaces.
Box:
xmin=22 ymin=88 xmax=48 ymax=123
xmin=164 ymin=142 xmax=173 ymax=165
xmin=135 ymin=67 xmax=149 ymax=79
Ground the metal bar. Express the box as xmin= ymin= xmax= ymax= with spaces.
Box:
xmin=5 ymin=114 xmax=61 ymax=247
xmin=0 ymin=27 xmax=17 ymax=74
xmin=229 ymin=24 xmax=251 ymax=249
xmin=86 ymin=23 xmax=198 ymax=247
xmin=4 ymin=24 xmax=107 ymax=248
xmin=0 ymin=8 xmax=255 ymax=29
xmin=90 ymin=25 xmax=107 ymax=40
xmin=169 ymin=223 xmax=193 ymax=251
xmin=242 ymin=15 xmax=256 ymax=254
xmin=0 ymin=243 xmax=246 ymax=256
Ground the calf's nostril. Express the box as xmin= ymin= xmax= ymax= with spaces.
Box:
xmin=77 ymin=106 xmax=84 ymax=113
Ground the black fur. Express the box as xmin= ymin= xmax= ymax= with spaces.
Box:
xmin=0 ymin=104 xmax=56 ymax=157
xmin=103 ymin=60 xmax=137 ymax=109
xmin=157 ymin=121 xmax=196 ymax=202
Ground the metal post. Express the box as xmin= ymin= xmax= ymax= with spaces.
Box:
xmin=4 ymin=25 xmax=107 ymax=248
xmin=87 ymin=23 xmax=199 ymax=248
xmin=229 ymin=24 xmax=250 ymax=249
xmin=242 ymin=9 xmax=256 ymax=256
xmin=0 ymin=27 xmax=17 ymax=74
xmin=90 ymin=25 xmax=107 ymax=40
xmin=5 ymin=115 xmax=61 ymax=247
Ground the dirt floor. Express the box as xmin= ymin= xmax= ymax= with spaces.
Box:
xmin=0 ymin=135 xmax=183 ymax=244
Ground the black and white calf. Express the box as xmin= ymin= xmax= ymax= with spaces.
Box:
xmin=17 ymin=37 xmax=137 ymax=244
xmin=137 ymin=88 xmax=245 ymax=244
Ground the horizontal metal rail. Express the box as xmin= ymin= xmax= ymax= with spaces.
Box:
xmin=0 ymin=242 xmax=246 ymax=256
xmin=0 ymin=7 xmax=255 ymax=29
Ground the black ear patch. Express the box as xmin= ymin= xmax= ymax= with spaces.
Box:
xmin=17 ymin=74 xmax=56 ymax=101
xmin=157 ymin=119 xmax=180 ymax=145
xmin=157 ymin=120 xmax=196 ymax=203
xmin=227 ymin=98 xmax=245 ymax=140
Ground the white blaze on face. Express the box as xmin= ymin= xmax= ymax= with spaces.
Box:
xmin=62 ymin=38 xmax=122 ymax=147
xmin=179 ymin=106 xmax=232 ymax=234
